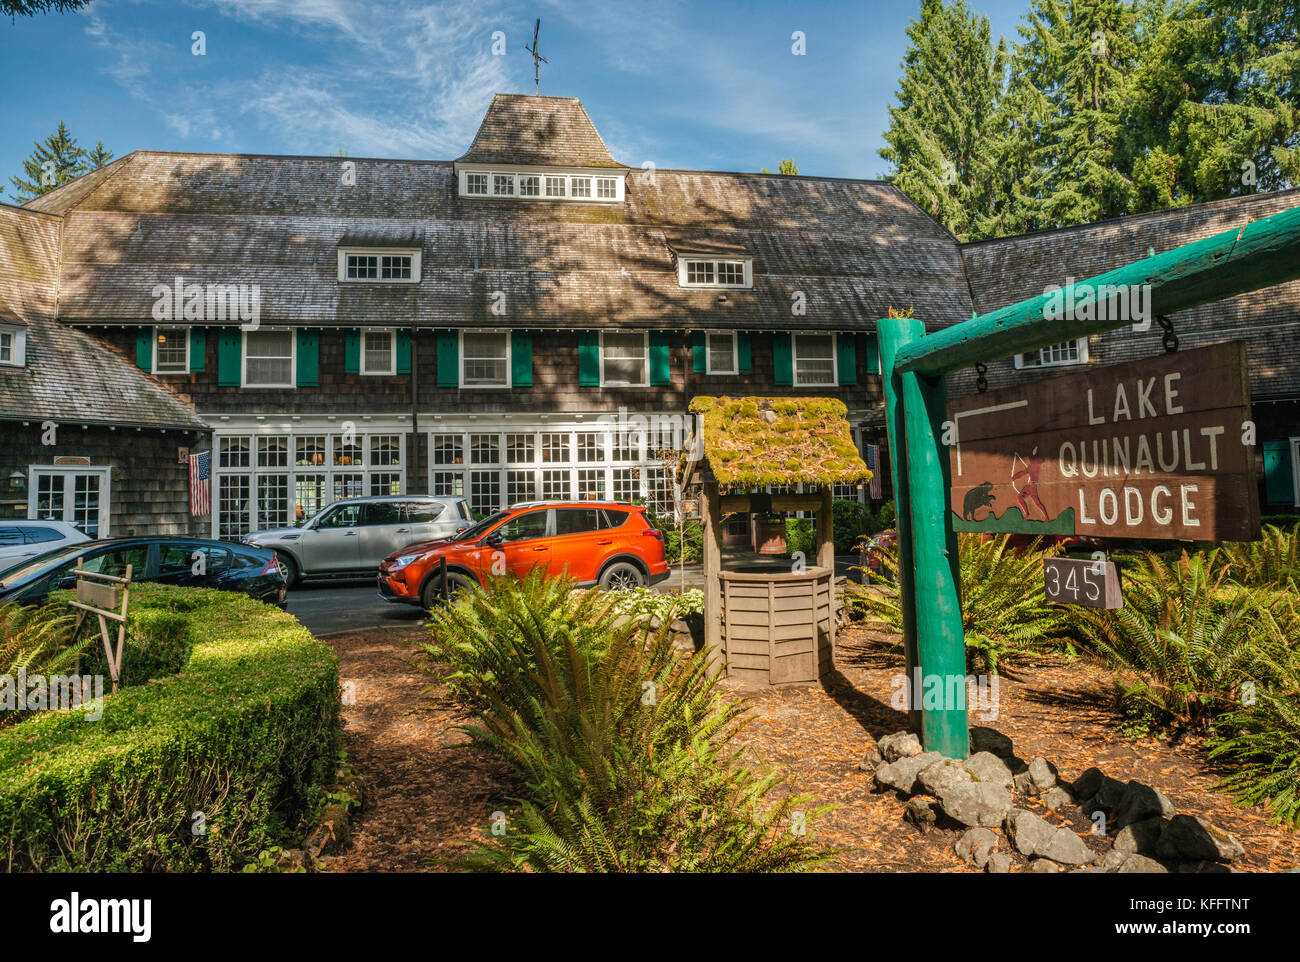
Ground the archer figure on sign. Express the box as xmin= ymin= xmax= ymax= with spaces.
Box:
xmin=1011 ymin=447 xmax=1049 ymax=522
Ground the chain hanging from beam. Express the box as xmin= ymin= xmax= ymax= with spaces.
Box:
xmin=974 ymin=361 xmax=989 ymax=393
xmin=1156 ymin=315 xmax=1179 ymax=353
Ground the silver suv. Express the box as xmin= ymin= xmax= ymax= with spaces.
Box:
xmin=243 ymin=495 xmax=472 ymax=587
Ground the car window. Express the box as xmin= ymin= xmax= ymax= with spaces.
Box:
xmin=555 ymin=508 xmax=601 ymax=536
xmin=316 ymin=504 xmax=361 ymax=529
xmin=75 ymin=546 xmax=148 ymax=579
xmin=405 ymin=502 xmax=445 ymax=523
xmin=459 ymin=501 xmax=473 ymax=521
xmin=158 ymin=544 xmax=231 ymax=576
xmin=363 ymin=502 xmax=404 ymax=526
xmin=599 ymin=509 xmax=630 ymax=529
xmin=496 ymin=510 xmax=548 ymax=543
xmin=0 ymin=528 xmax=23 ymax=546
xmin=22 ymin=526 xmax=65 ymax=544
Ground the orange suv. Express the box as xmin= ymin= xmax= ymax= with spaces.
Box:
xmin=377 ymin=501 xmax=669 ymax=608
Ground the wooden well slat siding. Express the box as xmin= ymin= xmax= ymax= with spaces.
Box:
xmin=344 ymin=328 xmax=361 ymax=374
xmin=578 ymin=331 xmax=599 ymax=386
xmin=189 ymin=327 xmax=206 ymax=372
xmin=296 ymin=328 xmax=319 ymax=386
xmin=719 ymin=568 xmax=834 ymax=686
xmin=436 ymin=330 xmax=458 ymax=387
xmin=135 ymin=327 xmax=152 ymax=371
xmin=396 ymin=330 xmax=412 ymax=374
xmin=772 ymin=332 xmax=792 ymax=385
xmin=216 ymin=329 xmax=240 ymax=386
xmin=836 ymin=333 xmax=857 ymax=385
xmin=511 ymin=331 xmax=532 ymax=386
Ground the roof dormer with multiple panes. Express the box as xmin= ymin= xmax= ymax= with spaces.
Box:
xmin=453 ymin=94 xmax=628 ymax=203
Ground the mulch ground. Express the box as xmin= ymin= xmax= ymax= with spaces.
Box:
xmin=318 ymin=623 xmax=1300 ymax=873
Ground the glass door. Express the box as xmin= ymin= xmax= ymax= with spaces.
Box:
xmin=30 ymin=468 xmax=110 ymax=537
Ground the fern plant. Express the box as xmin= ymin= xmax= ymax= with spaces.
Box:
xmin=0 ymin=603 xmax=88 ymax=728
xmin=846 ymin=533 xmax=1068 ymax=673
xmin=1067 ymin=551 xmax=1277 ymax=734
xmin=416 ymin=569 xmax=835 ymax=872
xmin=1217 ymin=523 xmax=1300 ymax=591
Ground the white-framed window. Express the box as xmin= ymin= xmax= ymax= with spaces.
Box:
xmin=460 ymin=330 xmax=511 ymax=388
xmin=458 ymin=167 xmax=624 ymax=202
xmin=1015 ymin=338 xmax=1089 ymax=369
xmin=361 ymin=328 xmax=396 ymax=375
xmin=678 ymin=257 xmax=752 ymax=289
xmin=337 ymin=248 xmax=420 ymax=283
xmin=600 ymin=331 xmax=649 ymax=387
xmin=29 ymin=466 xmax=111 ymax=538
xmin=793 ymin=333 xmax=837 ymax=386
xmin=0 ymin=326 xmax=27 ymax=367
xmin=705 ymin=331 xmax=737 ymax=375
xmin=152 ymin=326 xmax=190 ymax=374
xmin=242 ymin=330 xmax=296 ymax=388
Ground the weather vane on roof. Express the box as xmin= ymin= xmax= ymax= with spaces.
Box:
xmin=524 ymin=18 xmax=548 ymax=94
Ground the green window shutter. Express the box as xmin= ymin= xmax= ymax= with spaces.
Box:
xmin=511 ymin=331 xmax=532 ymax=386
xmin=864 ymin=332 xmax=879 ymax=375
xmin=436 ymin=330 xmax=459 ymax=387
xmin=650 ymin=331 xmax=671 ymax=386
xmin=296 ymin=328 xmax=319 ymax=386
xmin=217 ymin=329 xmax=241 ymax=386
xmin=773 ymin=332 xmax=793 ymax=386
xmin=692 ymin=331 xmax=706 ymax=374
xmin=837 ymin=333 xmax=858 ymax=385
xmin=189 ymin=327 xmax=206 ymax=373
xmin=396 ymin=330 xmax=411 ymax=375
xmin=136 ymin=327 xmax=153 ymax=372
xmin=738 ymin=332 xmax=752 ymax=374
xmin=344 ymin=328 xmax=360 ymax=374
xmin=1263 ymin=440 xmax=1295 ymax=504
xmin=578 ymin=331 xmax=600 ymax=386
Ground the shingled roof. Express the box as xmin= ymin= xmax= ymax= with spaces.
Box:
xmin=955 ymin=189 xmax=1300 ymax=399
xmin=457 ymin=94 xmax=625 ymax=168
xmin=41 ymin=148 xmax=973 ymax=332
xmin=0 ymin=205 xmax=205 ymax=430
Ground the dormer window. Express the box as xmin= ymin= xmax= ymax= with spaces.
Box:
xmin=465 ymin=173 xmax=488 ymax=196
xmin=456 ymin=166 xmax=625 ymax=202
xmin=544 ymin=176 xmax=566 ymax=198
xmin=570 ymin=177 xmax=592 ymax=198
xmin=678 ymin=257 xmax=752 ymax=289
xmin=337 ymin=248 xmax=421 ymax=284
xmin=0 ymin=326 xmax=25 ymax=367
xmin=597 ymin=177 xmax=618 ymax=198
xmin=493 ymin=173 xmax=515 ymax=196
xmin=519 ymin=175 xmax=541 ymax=197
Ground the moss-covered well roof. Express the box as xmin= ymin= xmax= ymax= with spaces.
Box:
xmin=688 ymin=396 xmax=872 ymax=491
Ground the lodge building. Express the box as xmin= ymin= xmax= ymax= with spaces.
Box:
xmin=1 ymin=93 xmax=1297 ymax=540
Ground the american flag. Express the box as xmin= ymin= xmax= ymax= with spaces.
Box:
xmin=866 ymin=444 xmax=884 ymax=500
xmin=189 ymin=450 xmax=211 ymax=516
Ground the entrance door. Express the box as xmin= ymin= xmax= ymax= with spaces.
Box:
xmin=29 ymin=468 xmax=110 ymax=538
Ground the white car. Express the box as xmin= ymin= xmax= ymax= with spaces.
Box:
xmin=0 ymin=521 xmax=92 ymax=566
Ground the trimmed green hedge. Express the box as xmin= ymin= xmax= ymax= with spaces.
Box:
xmin=0 ymin=585 xmax=340 ymax=872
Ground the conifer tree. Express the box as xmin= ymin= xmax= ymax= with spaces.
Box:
xmin=8 ymin=122 xmax=91 ymax=204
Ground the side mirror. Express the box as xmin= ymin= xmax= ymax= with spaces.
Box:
xmin=484 ymin=532 xmax=503 ymax=548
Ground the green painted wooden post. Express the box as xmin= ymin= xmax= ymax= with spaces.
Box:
xmin=877 ymin=318 xmax=923 ymax=734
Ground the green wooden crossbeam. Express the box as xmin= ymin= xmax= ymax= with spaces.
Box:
xmin=879 ymin=201 xmax=1300 ymax=760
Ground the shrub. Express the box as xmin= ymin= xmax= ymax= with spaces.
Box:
xmin=785 ymin=518 xmax=815 ymax=556
xmin=416 ymin=570 xmax=834 ymax=872
xmin=832 ymin=499 xmax=871 ymax=552
xmin=604 ymin=586 xmax=704 ymax=624
xmin=846 ymin=533 xmax=1068 ymax=672
xmin=1216 ymin=523 xmax=1300 ymax=592
xmin=0 ymin=585 xmax=340 ymax=872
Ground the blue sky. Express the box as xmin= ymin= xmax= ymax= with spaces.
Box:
xmin=1 ymin=0 xmax=1029 ymax=198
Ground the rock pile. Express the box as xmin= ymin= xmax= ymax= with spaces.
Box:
xmin=864 ymin=726 xmax=1248 ymax=873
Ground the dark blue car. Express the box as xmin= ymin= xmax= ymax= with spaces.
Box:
xmin=0 ymin=537 xmax=288 ymax=608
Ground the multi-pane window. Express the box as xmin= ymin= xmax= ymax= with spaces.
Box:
xmin=612 ymin=468 xmax=640 ymax=503
xmin=542 ymin=469 xmax=570 ymax=500
xmin=219 ymin=436 xmax=250 ymax=468
xmin=519 ymin=175 xmax=540 ymax=196
xmin=570 ymin=177 xmax=592 ymax=198
xmin=346 ymin=254 xmax=378 ymax=279
xmin=155 ymin=327 xmax=189 ymax=373
xmin=257 ymin=475 xmax=291 ymax=529
xmin=431 ymin=434 xmax=464 ymax=465
xmin=506 ymin=433 xmax=534 ymax=464
xmin=362 ymin=330 xmax=395 ymax=375
xmin=793 ymin=334 xmax=836 ymax=386
xmin=459 ymin=170 xmax=621 ymax=202
xmin=576 ymin=469 xmax=605 ymax=500
xmin=507 ymin=470 xmax=535 ymax=505
xmin=545 ymin=176 xmax=566 ymax=197
xmin=1018 ymin=339 xmax=1086 ymax=368
xmin=645 ymin=467 xmax=674 ymax=516
xmin=541 ymin=433 xmax=569 ymax=463
xmin=370 ymin=473 xmax=402 ymax=496
xmin=295 ymin=475 xmax=326 ymax=523
xmin=342 ymin=250 xmax=417 ymax=282
xmin=680 ymin=258 xmax=751 ymax=288
xmin=493 ymin=173 xmax=515 ymax=196
xmin=296 ymin=435 xmax=326 ymax=467
xmin=218 ymin=476 xmax=250 ymax=539
xmin=370 ymin=435 xmax=401 ymax=466
xmin=600 ymin=332 xmax=649 ymax=386
xmin=380 ymin=255 xmax=411 ymax=280
xmin=243 ymin=331 xmax=294 ymax=387
xmin=0 ymin=330 xmax=11 ymax=364
xmin=469 ymin=471 xmax=501 ymax=515
xmin=470 ymin=434 xmax=500 ymax=465
xmin=706 ymin=332 xmax=736 ymax=374
xmin=465 ymin=172 xmax=488 ymax=195
xmin=334 ymin=474 xmax=365 ymax=499
xmin=334 ymin=437 xmax=362 ymax=466
xmin=576 ymin=432 xmax=603 ymax=463
xmin=431 ymin=472 xmax=464 ymax=497
xmin=461 ymin=332 xmax=510 ymax=387
xmin=612 ymin=431 xmax=638 ymax=461
xmin=597 ymin=177 xmax=617 ymax=198
xmin=258 ymin=436 xmax=289 ymax=468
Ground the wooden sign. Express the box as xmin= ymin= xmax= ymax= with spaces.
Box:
xmin=1044 ymin=557 xmax=1122 ymax=609
xmin=948 ymin=342 xmax=1259 ymax=541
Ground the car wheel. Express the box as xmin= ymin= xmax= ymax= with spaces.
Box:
xmin=275 ymin=552 xmax=299 ymax=588
xmin=420 ymin=571 xmax=475 ymax=609
xmin=599 ymin=561 xmax=646 ymax=591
